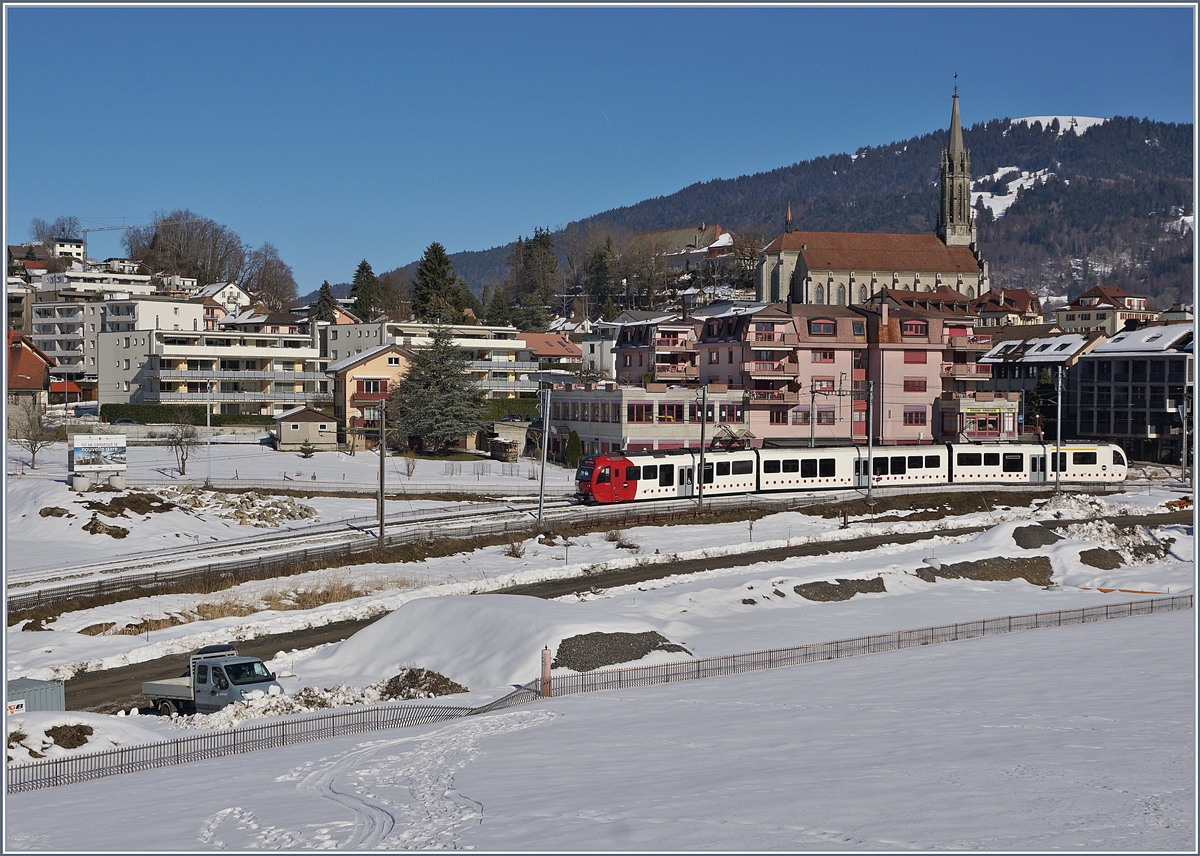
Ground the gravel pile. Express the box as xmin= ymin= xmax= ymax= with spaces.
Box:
xmin=1078 ymin=548 xmax=1124 ymax=570
xmin=1012 ymin=524 xmax=1061 ymax=549
xmin=793 ymin=577 xmax=887 ymax=602
xmin=552 ymin=631 xmax=691 ymax=673
xmin=915 ymin=556 xmax=1053 ymax=587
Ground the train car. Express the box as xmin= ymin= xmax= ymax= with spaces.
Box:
xmin=575 ymin=441 xmax=1128 ymax=504
xmin=756 ymin=447 xmax=858 ymax=492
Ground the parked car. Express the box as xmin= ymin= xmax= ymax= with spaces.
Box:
xmin=499 ymin=414 xmax=526 ymax=422
xmin=111 ymin=418 xmax=141 ymax=425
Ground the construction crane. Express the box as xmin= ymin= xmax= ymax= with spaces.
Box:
xmin=80 ymin=217 xmax=204 ymax=267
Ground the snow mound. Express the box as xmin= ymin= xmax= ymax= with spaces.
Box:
xmin=169 ymin=669 xmax=468 ymax=730
xmin=1060 ymin=519 xmax=1170 ymax=565
xmin=7 ymin=711 xmax=167 ymax=766
xmin=300 ymin=594 xmax=680 ymax=690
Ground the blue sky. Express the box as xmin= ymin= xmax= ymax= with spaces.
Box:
xmin=5 ymin=5 xmax=1194 ymax=292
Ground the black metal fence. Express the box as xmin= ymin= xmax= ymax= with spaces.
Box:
xmin=7 ymin=594 xmax=1189 ymax=794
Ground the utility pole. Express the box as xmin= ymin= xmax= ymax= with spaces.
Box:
xmin=867 ymin=380 xmax=874 ymax=500
xmin=696 ymin=385 xmax=708 ymax=510
xmin=204 ymin=379 xmax=213 ymax=488
xmin=537 ymin=387 xmax=550 ymax=527
xmin=810 ymin=381 xmax=816 ymax=448
xmin=1055 ymin=366 xmax=1062 ymax=495
xmin=378 ymin=401 xmax=386 ymax=549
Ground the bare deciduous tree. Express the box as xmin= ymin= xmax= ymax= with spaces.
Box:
xmin=167 ymin=414 xmax=199 ymax=476
xmin=242 ymin=242 xmax=299 ymax=311
xmin=29 ymin=215 xmax=81 ymax=244
xmin=9 ymin=398 xmax=57 ymax=469
xmin=122 ymin=209 xmax=248 ymax=287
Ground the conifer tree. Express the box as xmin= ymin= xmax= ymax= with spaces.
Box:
xmin=351 ymin=260 xmax=381 ymax=321
xmin=486 ymin=288 xmax=512 ymax=326
xmin=387 ymin=325 xmax=487 ymax=452
xmin=314 ymin=280 xmax=338 ymax=322
xmin=412 ymin=242 xmax=460 ymax=322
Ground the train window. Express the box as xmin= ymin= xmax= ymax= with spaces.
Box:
xmin=702 ymin=463 xmax=714 ymax=484
xmin=1073 ymin=451 xmax=1097 ymax=465
xmin=984 ymin=453 xmax=1000 ymax=467
xmin=873 ymin=457 xmax=888 ymax=476
xmin=716 ymin=461 xmax=731 ymax=476
xmin=1002 ymin=453 xmax=1023 ymax=472
xmin=907 ymin=455 xmax=924 ymax=469
xmin=957 ymin=453 xmax=982 ymax=466
xmin=801 ymin=459 xmax=817 ymax=478
xmin=763 ymin=460 xmax=781 ymax=473
xmin=925 ymin=455 xmax=941 ymax=468
xmin=626 ymin=466 xmax=640 ymax=481
xmin=732 ymin=460 xmax=754 ymax=475
xmin=642 ymin=464 xmax=658 ymax=480
xmin=597 ymin=467 xmax=611 ymax=484
xmin=1113 ymin=450 xmax=1125 ymax=466
xmin=659 ymin=466 xmax=674 ymax=487
xmin=1050 ymin=452 xmax=1066 ymax=472
xmin=782 ymin=459 xmax=799 ymax=473
xmin=890 ymin=456 xmax=906 ymax=475
xmin=819 ymin=459 xmax=836 ymax=477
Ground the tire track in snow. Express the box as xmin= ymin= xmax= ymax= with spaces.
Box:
xmin=198 ymin=710 xmax=557 ymax=849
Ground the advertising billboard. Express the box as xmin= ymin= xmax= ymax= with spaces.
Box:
xmin=69 ymin=434 xmax=128 ymax=473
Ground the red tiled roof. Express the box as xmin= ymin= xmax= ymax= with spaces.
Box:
xmin=8 ymin=331 xmax=55 ymax=391
xmin=519 ymin=332 xmax=582 ymax=359
xmin=972 ymin=288 xmax=1038 ymax=314
xmin=50 ymin=380 xmax=82 ymax=394
xmin=762 ymin=230 xmax=982 ymax=274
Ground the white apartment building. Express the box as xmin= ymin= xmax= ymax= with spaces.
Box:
xmin=33 ymin=268 xmax=156 ymax=295
xmin=323 ymin=321 xmax=536 ymax=399
xmin=98 ymin=325 xmax=327 ymax=414
xmin=32 ymin=292 xmax=204 ymax=384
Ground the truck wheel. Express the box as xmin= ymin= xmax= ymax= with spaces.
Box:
xmin=158 ymin=700 xmax=178 ymax=717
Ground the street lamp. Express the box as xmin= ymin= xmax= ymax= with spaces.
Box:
xmin=695 ymin=384 xmax=708 ymax=509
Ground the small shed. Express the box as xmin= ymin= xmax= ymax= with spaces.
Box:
xmin=273 ymin=406 xmax=338 ymax=452
xmin=7 ymin=678 xmax=66 ymax=713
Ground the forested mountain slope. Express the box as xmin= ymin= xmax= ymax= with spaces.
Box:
xmin=372 ymin=115 xmax=1192 ymax=311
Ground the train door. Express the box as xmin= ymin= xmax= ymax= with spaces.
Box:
xmin=853 ymin=454 xmax=869 ymax=489
xmin=678 ymin=465 xmax=694 ymax=498
xmin=611 ymin=460 xmax=637 ymax=502
xmin=592 ymin=463 xmax=616 ymax=503
xmin=1030 ymin=453 xmax=1047 ymax=483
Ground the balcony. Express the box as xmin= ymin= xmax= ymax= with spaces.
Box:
xmin=743 ymin=361 xmax=799 ymax=376
xmin=949 ymin=335 xmax=993 ymax=350
xmin=941 ymin=363 xmax=991 ymax=378
xmin=745 ymin=331 xmax=798 ymax=344
xmin=653 ymin=338 xmax=694 ymax=351
xmin=466 ymin=359 xmax=540 ymax=372
xmin=155 ymin=369 xmax=328 ymax=381
xmin=744 ymin=389 xmax=800 ymax=404
xmin=153 ymin=390 xmax=313 ymax=403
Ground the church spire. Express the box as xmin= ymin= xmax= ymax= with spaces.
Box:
xmin=938 ymin=89 xmax=975 ymax=249
xmin=785 ymin=201 xmax=794 ymax=233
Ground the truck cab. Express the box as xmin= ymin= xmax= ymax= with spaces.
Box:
xmin=142 ymin=644 xmax=283 ymax=716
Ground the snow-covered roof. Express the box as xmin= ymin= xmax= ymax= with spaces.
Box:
xmin=978 ymin=333 xmax=1090 ymax=364
xmin=325 ymin=342 xmax=403 ymax=374
xmin=707 ymin=232 xmax=733 ymax=249
xmin=1088 ymin=324 xmax=1193 ymax=356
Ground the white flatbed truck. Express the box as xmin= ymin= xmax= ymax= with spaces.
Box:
xmin=142 ymin=644 xmax=284 ymax=716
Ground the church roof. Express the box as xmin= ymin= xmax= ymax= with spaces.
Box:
xmin=761 ymin=230 xmax=982 ymax=274
xmin=948 ymin=92 xmax=965 ymax=153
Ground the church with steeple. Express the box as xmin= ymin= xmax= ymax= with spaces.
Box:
xmin=757 ymin=92 xmax=989 ymax=305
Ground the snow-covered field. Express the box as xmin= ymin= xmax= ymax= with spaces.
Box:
xmin=4 ymin=437 xmax=1194 ymax=849
xmin=6 ymin=487 xmax=1189 ymax=684
xmin=5 ymin=607 xmax=1193 ymax=850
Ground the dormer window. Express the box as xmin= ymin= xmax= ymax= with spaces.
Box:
xmin=809 ymin=319 xmax=835 ymax=336
xmin=901 ymin=320 xmax=928 ymax=337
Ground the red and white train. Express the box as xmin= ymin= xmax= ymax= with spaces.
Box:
xmin=574 ymin=442 xmax=1128 ymax=504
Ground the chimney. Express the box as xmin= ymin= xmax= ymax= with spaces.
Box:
xmin=881 ymin=303 xmax=888 ymax=325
